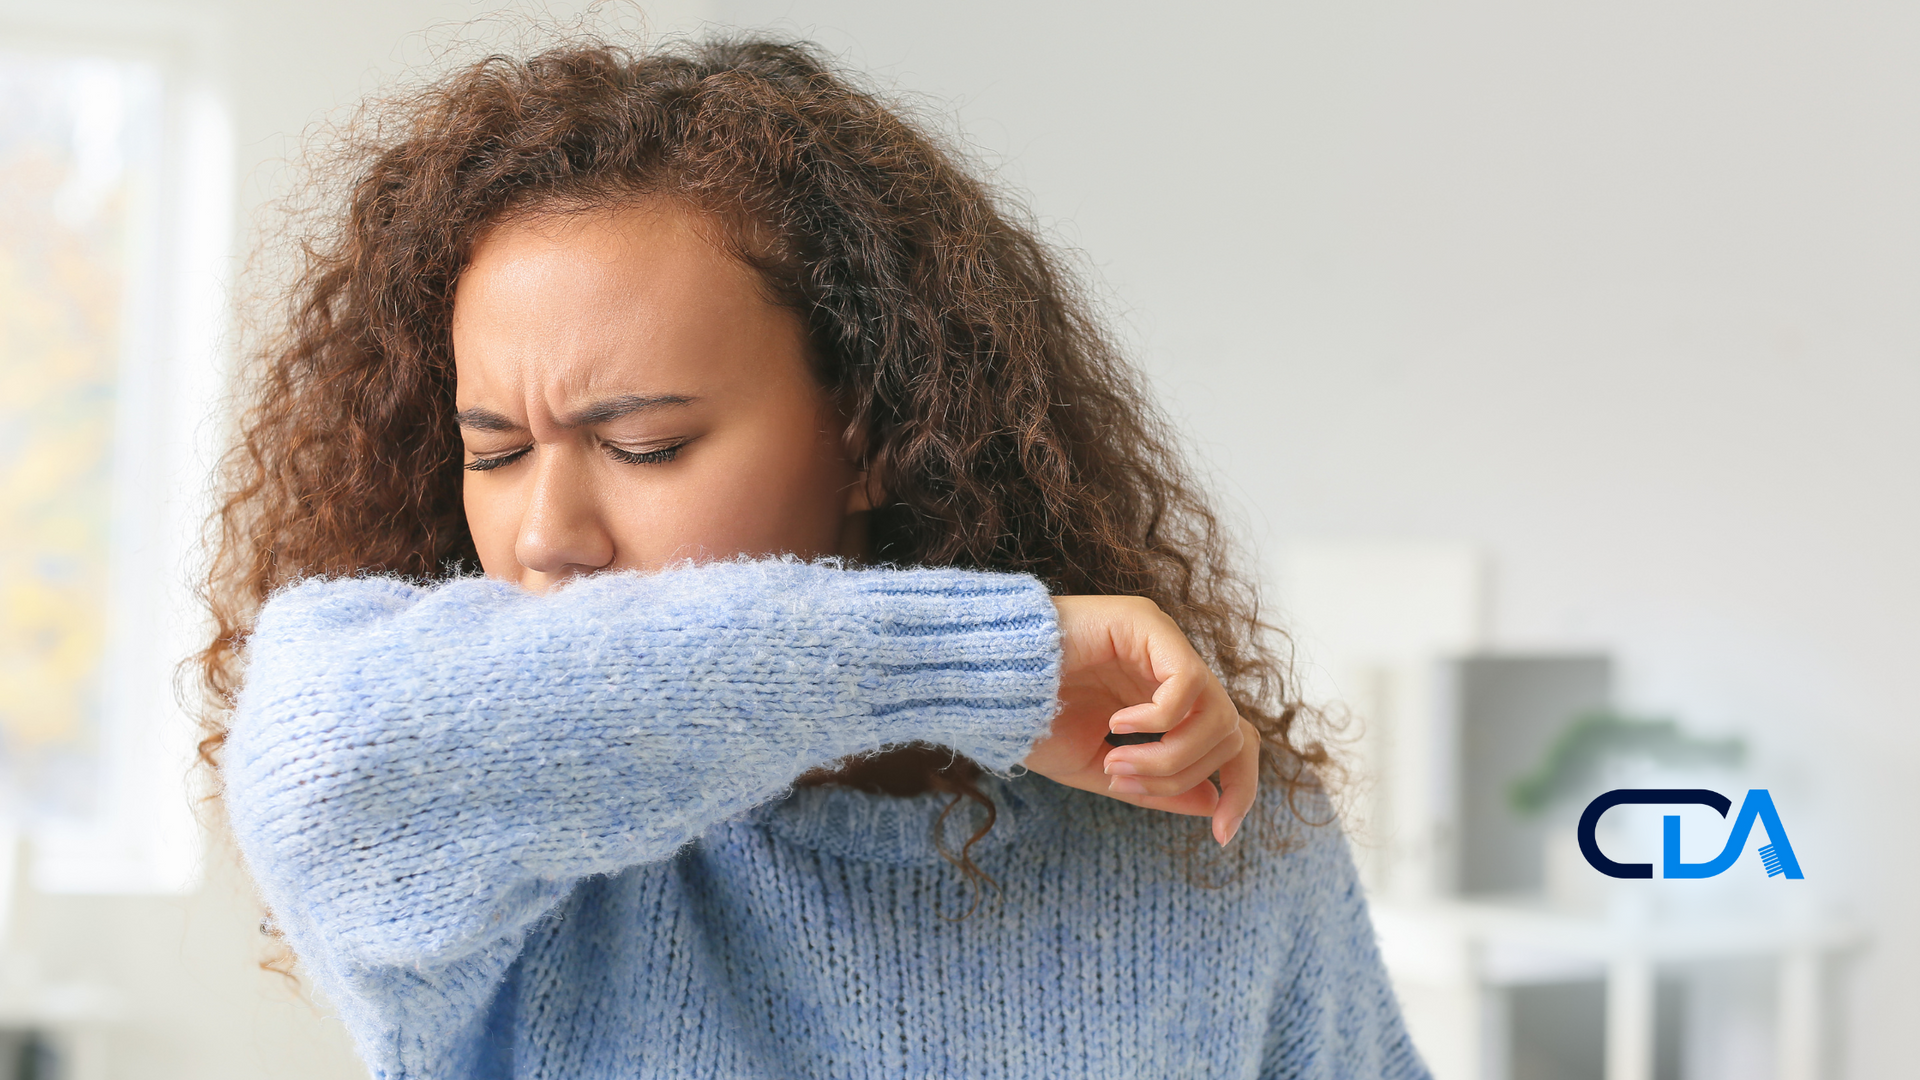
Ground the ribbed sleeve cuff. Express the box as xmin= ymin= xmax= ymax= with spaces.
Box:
xmin=847 ymin=567 xmax=1062 ymax=773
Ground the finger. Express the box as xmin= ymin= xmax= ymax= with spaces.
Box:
xmin=1103 ymin=685 xmax=1237 ymax=776
xmin=1212 ymin=719 xmax=1262 ymax=846
xmin=1121 ymin=779 xmax=1221 ymax=819
xmin=1106 ymin=724 xmax=1244 ymax=798
xmin=1107 ymin=665 xmax=1203 ymax=736
xmin=1108 ymin=604 xmax=1208 ymax=733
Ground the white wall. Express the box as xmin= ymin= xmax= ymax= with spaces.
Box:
xmin=8 ymin=1 xmax=1915 ymax=1076
xmin=713 ymin=2 xmax=1916 ymax=1076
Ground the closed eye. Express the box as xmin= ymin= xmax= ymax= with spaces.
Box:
xmin=464 ymin=446 xmax=532 ymax=472
xmin=604 ymin=442 xmax=685 ymax=466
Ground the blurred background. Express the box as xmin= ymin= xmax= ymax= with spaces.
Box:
xmin=0 ymin=1 xmax=1913 ymax=1077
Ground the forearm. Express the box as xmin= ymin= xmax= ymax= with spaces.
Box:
xmin=225 ymin=560 xmax=1058 ymax=983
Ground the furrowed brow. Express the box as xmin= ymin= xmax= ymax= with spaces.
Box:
xmin=561 ymin=394 xmax=697 ymax=427
xmin=454 ymin=395 xmax=697 ymax=432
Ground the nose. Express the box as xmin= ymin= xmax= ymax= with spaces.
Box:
xmin=513 ymin=447 xmax=615 ymax=589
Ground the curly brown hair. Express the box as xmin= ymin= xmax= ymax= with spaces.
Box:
xmin=200 ymin=33 xmax=1332 ymax=902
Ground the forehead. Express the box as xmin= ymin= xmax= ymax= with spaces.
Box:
xmin=450 ymin=203 xmax=806 ymax=404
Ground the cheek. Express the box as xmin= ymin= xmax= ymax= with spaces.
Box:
xmin=607 ymin=418 xmax=853 ymax=562
xmin=462 ymin=474 xmax=527 ymax=575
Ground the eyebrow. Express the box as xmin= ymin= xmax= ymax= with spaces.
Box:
xmin=455 ymin=394 xmax=697 ymax=432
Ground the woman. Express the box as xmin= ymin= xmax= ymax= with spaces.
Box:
xmin=207 ymin=34 xmax=1428 ymax=1079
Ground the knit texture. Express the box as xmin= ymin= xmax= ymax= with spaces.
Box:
xmin=226 ymin=560 xmax=1428 ymax=1080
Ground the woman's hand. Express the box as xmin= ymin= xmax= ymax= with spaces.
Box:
xmin=1022 ymin=596 xmax=1259 ymax=845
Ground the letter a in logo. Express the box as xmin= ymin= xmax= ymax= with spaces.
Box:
xmin=1663 ymin=789 xmax=1803 ymax=879
xmin=1577 ymin=788 xmax=1804 ymax=880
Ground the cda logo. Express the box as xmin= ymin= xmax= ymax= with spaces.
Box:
xmin=1578 ymin=788 xmax=1804 ymax=880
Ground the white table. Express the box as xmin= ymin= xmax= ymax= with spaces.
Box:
xmin=1372 ymin=898 xmax=1864 ymax=1080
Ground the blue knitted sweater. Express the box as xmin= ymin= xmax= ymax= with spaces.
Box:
xmin=226 ymin=560 xmax=1428 ymax=1079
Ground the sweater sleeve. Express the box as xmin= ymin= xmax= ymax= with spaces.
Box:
xmin=223 ymin=559 xmax=1060 ymax=1077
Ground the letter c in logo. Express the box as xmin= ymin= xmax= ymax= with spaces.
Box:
xmin=1577 ymin=788 xmax=1733 ymax=879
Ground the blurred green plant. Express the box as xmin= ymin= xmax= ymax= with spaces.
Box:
xmin=1509 ymin=711 xmax=1746 ymax=817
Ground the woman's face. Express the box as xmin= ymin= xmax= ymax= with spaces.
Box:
xmin=452 ymin=203 xmax=868 ymax=592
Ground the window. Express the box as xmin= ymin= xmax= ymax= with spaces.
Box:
xmin=0 ymin=31 xmax=231 ymax=893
